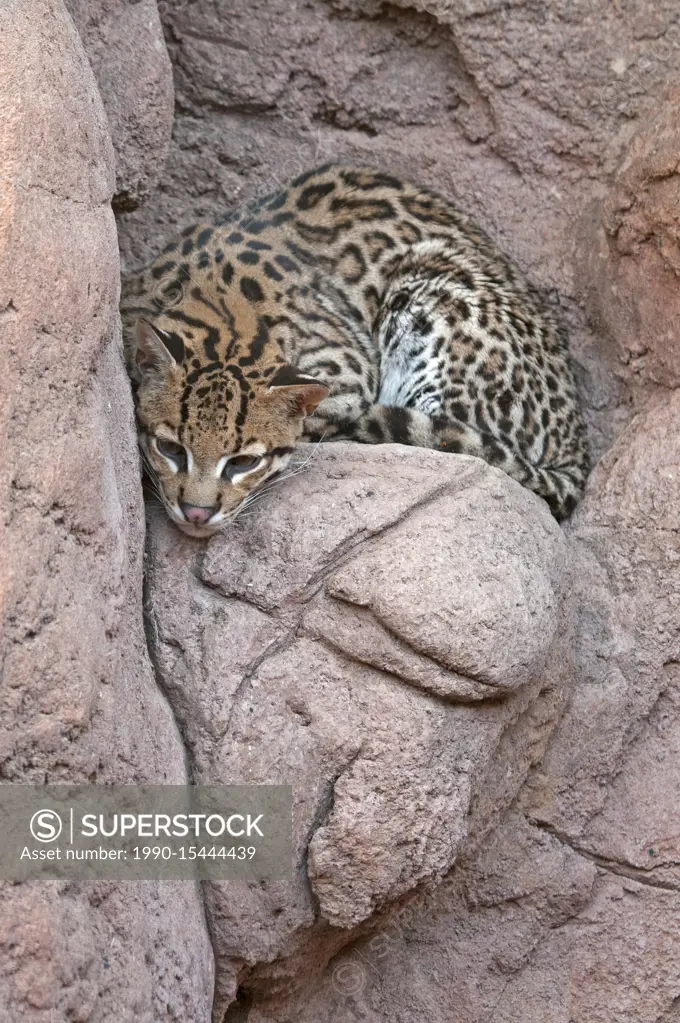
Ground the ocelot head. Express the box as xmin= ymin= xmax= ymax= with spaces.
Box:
xmin=130 ymin=319 xmax=328 ymax=537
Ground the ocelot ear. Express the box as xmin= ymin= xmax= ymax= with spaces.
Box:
xmin=134 ymin=319 xmax=182 ymax=378
xmin=267 ymin=365 xmax=329 ymax=417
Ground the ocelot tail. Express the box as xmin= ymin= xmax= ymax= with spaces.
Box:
xmin=120 ymin=163 xmax=589 ymax=537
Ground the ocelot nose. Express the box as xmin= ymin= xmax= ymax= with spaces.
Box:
xmin=179 ymin=502 xmax=218 ymax=525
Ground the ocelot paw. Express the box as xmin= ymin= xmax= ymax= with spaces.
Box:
xmin=303 ymin=416 xmax=342 ymax=441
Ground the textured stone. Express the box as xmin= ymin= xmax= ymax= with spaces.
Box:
xmin=582 ymin=85 xmax=680 ymax=390
xmin=289 ymin=819 xmax=680 ymax=1023
xmin=65 ymin=0 xmax=174 ymax=211
xmin=0 ymin=3 xmax=212 ymax=1019
xmin=112 ymin=3 xmax=680 ymax=1018
xmin=145 ymin=444 xmax=570 ymax=1016
xmin=523 ymin=391 xmax=680 ymax=874
xmin=260 ymin=393 xmax=680 ymax=1023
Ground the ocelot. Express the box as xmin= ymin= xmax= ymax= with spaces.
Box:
xmin=120 ymin=164 xmax=589 ymax=537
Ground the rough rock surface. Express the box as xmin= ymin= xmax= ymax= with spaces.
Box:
xmin=65 ymin=0 xmax=174 ymax=211
xmin=145 ymin=445 xmax=571 ymax=1016
xmin=276 ymin=392 xmax=680 ymax=1023
xmin=0 ymin=2 xmax=212 ymax=1020
xmin=583 ymin=85 xmax=680 ymax=390
xmin=526 ymin=391 xmax=680 ymax=881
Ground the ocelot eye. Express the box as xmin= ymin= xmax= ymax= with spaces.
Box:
xmin=155 ymin=437 xmax=185 ymax=464
xmin=230 ymin=455 xmax=261 ymax=469
xmin=222 ymin=454 xmax=263 ymax=480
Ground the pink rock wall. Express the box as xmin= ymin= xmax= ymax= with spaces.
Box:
xmin=65 ymin=0 xmax=174 ymax=211
xmin=0 ymin=3 xmax=212 ymax=1020
xmin=278 ymin=393 xmax=680 ymax=1023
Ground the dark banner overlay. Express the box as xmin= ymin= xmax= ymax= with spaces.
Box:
xmin=0 ymin=785 xmax=292 ymax=881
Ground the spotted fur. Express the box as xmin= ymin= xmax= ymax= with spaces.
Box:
xmin=121 ymin=164 xmax=589 ymax=536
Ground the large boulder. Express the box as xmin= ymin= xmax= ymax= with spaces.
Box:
xmin=272 ymin=393 xmax=680 ymax=1023
xmin=0 ymin=2 xmax=212 ymax=1019
xmin=145 ymin=444 xmax=571 ymax=1016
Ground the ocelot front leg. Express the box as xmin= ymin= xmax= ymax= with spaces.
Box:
xmin=301 ymin=347 xmax=379 ymax=441
xmin=338 ymin=403 xmax=582 ymax=521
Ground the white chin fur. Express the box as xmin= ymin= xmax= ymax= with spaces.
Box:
xmin=175 ymin=520 xmax=223 ymax=539
xmin=164 ymin=506 xmax=227 ymax=538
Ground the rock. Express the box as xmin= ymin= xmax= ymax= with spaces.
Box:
xmin=65 ymin=0 xmax=174 ymax=212
xmin=291 ymin=817 xmax=680 ymax=1023
xmin=0 ymin=3 xmax=212 ymax=1019
xmin=288 ymin=813 xmax=598 ymax=1023
xmin=114 ymin=4 xmax=680 ymax=1014
xmin=523 ymin=391 xmax=680 ymax=875
xmin=582 ymin=85 xmax=680 ymax=390
xmin=264 ymin=393 xmax=680 ymax=1023
xmin=145 ymin=443 xmax=571 ymax=1015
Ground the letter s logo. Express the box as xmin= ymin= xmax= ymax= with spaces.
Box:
xmin=30 ymin=809 xmax=63 ymax=843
